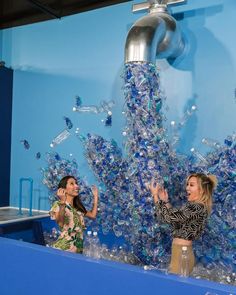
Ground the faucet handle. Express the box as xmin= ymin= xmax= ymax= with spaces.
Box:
xmin=132 ymin=2 xmax=150 ymax=13
xmin=132 ymin=0 xmax=186 ymax=13
xmin=159 ymin=0 xmax=186 ymax=5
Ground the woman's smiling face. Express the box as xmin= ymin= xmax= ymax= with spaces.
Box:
xmin=186 ymin=176 xmax=202 ymax=202
xmin=65 ymin=177 xmax=79 ymax=197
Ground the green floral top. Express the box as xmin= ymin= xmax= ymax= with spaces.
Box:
xmin=50 ymin=201 xmax=86 ymax=253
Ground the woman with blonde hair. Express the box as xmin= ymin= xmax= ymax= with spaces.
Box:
xmin=149 ymin=173 xmax=217 ymax=275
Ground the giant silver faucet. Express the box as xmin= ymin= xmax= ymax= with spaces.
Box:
xmin=125 ymin=0 xmax=187 ymax=63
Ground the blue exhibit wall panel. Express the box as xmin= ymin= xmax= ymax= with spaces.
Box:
xmin=0 ymin=66 xmax=13 ymax=206
xmin=0 ymin=1 xmax=236 ymax=208
xmin=0 ymin=237 xmax=235 ymax=295
xmin=3 ymin=1 xmax=138 ymax=210
xmin=0 ymin=30 xmax=2 ymax=59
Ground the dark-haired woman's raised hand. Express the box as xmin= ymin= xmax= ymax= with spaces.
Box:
xmin=91 ymin=185 xmax=99 ymax=203
xmin=57 ymin=188 xmax=67 ymax=204
xmin=85 ymin=185 xmax=99 ymax=219
xmin=53 ymin=188 xmax=67 ymax=227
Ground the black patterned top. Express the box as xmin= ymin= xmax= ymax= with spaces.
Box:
xmin=155 ymin=200 xmax=208 ymax=241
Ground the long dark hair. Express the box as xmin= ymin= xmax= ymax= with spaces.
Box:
xmin=58 ymin=175 xmax=87 ymax=214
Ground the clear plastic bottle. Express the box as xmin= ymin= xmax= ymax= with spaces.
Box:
xmin=51 ymin=227 xmax=58 ymax=239
xmin=91 ymin=231 xmax=100 ymax=259
xmin=83 ymin=230 xmax=92 ymax=257
xmin=180 ymin=246 xmax=189 ymax=277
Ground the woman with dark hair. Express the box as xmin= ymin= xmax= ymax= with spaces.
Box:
xmin=149 ymin=173 xmax=217 ymax=275
xmin=49 ymin=175 xmax=98 ymax=253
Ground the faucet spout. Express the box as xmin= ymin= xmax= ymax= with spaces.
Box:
xmin=125 ymin=4 xmax=185 ymax=63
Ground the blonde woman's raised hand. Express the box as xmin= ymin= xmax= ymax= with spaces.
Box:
xmin=149 ymin=179 xmax=161 ymax=203
xmin=159 ymin=187 xmax=169 ymax=203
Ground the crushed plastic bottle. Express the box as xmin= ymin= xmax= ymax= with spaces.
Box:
xmin=50 ymin=129 xmax=71 ymax=148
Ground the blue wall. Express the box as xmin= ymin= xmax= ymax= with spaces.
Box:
xmin=0 ymin=30 xmax=2 ymax=60
xmin=0 ymin=237 xmax=235 ymax=295
xmin=0 ymin=0 xmax=236 ymax=210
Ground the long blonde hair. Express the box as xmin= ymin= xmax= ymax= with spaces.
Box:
xmin=187 ymin=173 xmax=217 ymax=214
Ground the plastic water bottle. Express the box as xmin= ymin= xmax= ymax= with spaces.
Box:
xmin=83 ymin=230 xmax=92 ymax=256
xmin=180 ymin=246 xmax=189 ymax=277
xmin=51 ymin=227 xmax=59 ymax=239
xmin=143 ymin=265 xmax=156 ymax=271
xmin=91 ymin=231 xmax=100 ymax=259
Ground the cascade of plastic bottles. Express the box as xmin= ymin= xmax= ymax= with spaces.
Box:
xmin=43 ymin=62 xmax=236 ymax=285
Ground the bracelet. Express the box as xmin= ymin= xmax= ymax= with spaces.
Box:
xmin=163 ymin=201 xmax=169 ymax=204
